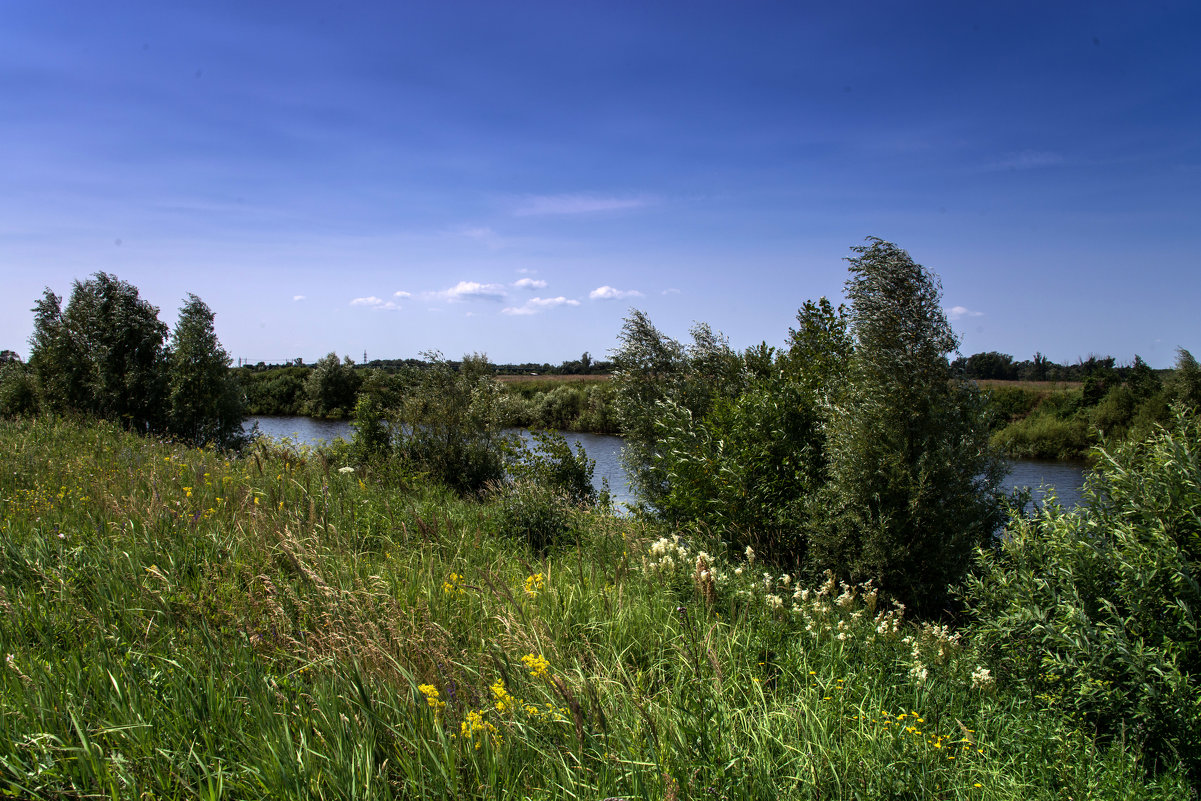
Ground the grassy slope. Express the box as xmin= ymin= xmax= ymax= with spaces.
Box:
xmin=0 ymin=418 xmax=1189 ymax=799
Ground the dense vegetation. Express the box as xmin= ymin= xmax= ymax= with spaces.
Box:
xmin=2 ymin=415 xmax=1197 ymax=798
xmin=982 ymin=350 xmax=1201 ymax=460
xmin=611 ymin=239 xmax=1006 ymax=614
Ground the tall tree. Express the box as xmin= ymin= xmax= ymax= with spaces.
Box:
xmin=29 ymin=274 xmax=168 ymax=431
xmin=167 ymin=294 xmax=246 ymax=448
xmin=816 ymin=238 xmax=1006 ymax=613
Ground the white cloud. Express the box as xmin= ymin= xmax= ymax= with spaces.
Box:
xmin=512 ymin=194 xmax=652 ymax=216
xmin=394 ymin=290 xmax=411 ymax=299
xmin=947 ymin=305 xmax=984 ymax=320
xmin=661 ymin=288 xmax=681 ymax=295
xmin=293 ymin=294 xmax=306 ymax=301
xmin=590 ymin=285 xmax=644 ymax=301
xmin=428 ymin=281 xmax=508 ymax=303
xmin=502 ymin=297 xmax=581 ymax=316
xmin=513 ymin=277 xmax=547 ymax=290
xmin=350 ymin=296 xmax=400 ymax=311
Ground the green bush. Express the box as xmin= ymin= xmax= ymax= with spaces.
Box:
xmin=991 ymin=413 xmax=1091 ymax=460
xmin=493 ymin=480 xmax=577 ymax=553
xmin=965 ymin=409 xmax=1201 ymax=777
xmin=508 ymin=429 xmax=601 ymax=507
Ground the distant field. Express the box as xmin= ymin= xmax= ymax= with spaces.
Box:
xmin=975 ymin=379 xmax=1082 ymax=392
xmin=497 ymin=373 xmax=612 ymax=384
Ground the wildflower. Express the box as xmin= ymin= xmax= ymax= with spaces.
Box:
xmin=460 ymin=710 xmax=499 ymax=748
xmin=418 ymin=684 xmax=446 ymax=713
xmin=524 ymin=572 xmax=545 ymax=595
xmin=521 ymin=653 xmax=550 ymax=680
xmin=765 ymin=594 xmax=783 ymax=610
xmin=745 ymin=545 xmax=755 ymax=564
xmin=491 ymin=680 xmax=515 ymax=713
xmin=734 ymin=567 xmax=744 ymax=576
xmin=338 ymin=466 xmax=355 ymax=474
xmin=442 ymin=572 xmax=465 ymax=595
xmin=970 ymin=666 xmax=995 ymax=691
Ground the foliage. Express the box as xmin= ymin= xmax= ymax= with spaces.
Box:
xmin=0 ymin=362 xmax=38 ymax=417
xmin=391 ymin=352 xmax=515 ymax=495
xmin=814 ymin=238 xmax=1006 ymax=614
xmin=165 ymin=294 xmax=248 ymax=449
xmin=965 ymin=409 xmax=1201 ymax=778
xmin=611 ymin=310 xmax=742 ymax=512
xmin=28 ymin=273 xmax=169 ymax=432
xmin=507 ymin=429 xmax=601 ymax=507
xmin=493 ymin=480 xmax=578 ymax=553
xmin=303 ymin=352 xmax=362 ymax=418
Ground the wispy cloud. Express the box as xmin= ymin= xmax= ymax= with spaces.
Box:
xmin=512 ymin=194 xmax=653 ymax=216
xmin=984 ymin=150 xmax=1064 ymax=172
xmin=394 ymin=290 xmax=411 ymax=299
xmin=293 ymin=294 xmax=306 ymax=301
xmin=502 ymin=297 xmax=581 ymax=316
xmin=947 ymin=305 xmax=984 ymax=320
xmin=350 ymin=296 xmax=400 ymax=311
xmin=590 ymin=285 xmax=644 ymax=301
xmin=513 ymin=277 xmax=547 ymax=290
xmin=661 ymin=288 xmax=681 ymax=295
xmin=428 ymin=281 xmax=508 ymax=303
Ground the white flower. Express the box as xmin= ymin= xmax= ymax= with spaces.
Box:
xmin=338 ymin=466 xmax=355 ymax=474
xmin=734 ymin=567 xmax=743 ymax=576
xmin=765 ymin=594 xmax=783 ymax=610
xmin=745 ymin=546 xmax=755 ymax=565
xmin=970 ymin=666 xmax=995 ymax=690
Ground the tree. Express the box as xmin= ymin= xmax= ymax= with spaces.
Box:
xmin=391 ymin=352 xmax=514 ymax=494
xmin=166 ymin=294 xmax=247 ymax=448
xmin=29 ymin=273 xmax=168 ymax=432
xmin=815 ymin=238 xmax=1006 ymax=614
xmin=303 ymin=352 xmax=362 ymax=418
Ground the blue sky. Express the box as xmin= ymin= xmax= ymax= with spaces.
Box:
xmin=2 ymin=1 xmax=1198 ymax=367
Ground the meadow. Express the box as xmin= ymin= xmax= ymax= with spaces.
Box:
xmin=0 ymin=416 xmax=1190 ymax=800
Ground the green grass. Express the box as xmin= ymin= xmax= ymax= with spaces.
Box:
xmin=0 ymin=417 xmax=1191 ymax=799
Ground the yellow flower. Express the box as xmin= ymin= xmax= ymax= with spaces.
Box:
xmin=521 ymin=653 xmax=550 ymax=680
xmin=524 ymin=572 xmax=545 ymax=596
xmin=417 ymin=684 xmax=445 ymax=713
xmin=491 ymin=680 xmax=515 ymax=714
xmin=442 ymin=572 xmax=465 ymax=595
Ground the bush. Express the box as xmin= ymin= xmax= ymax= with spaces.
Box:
xmin=494 ymin=480 xmax=577 ymax=553
xmin=965 ymin=409 xmax=1201 ymax=777
xmin=508 ymin=429 xmax=601 ymax=507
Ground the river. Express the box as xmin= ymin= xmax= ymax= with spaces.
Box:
xmin=245 ymin=416 xmax=1089 ymax=511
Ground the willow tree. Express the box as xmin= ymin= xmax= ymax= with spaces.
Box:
xmin=815 ymin=238 xmax=1006 ymax=614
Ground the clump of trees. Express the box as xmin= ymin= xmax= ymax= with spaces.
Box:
xmin=1 ymin=273 xmax=247 ymax=449
xmin=613 ymin=238 xmax=1006 ymax=614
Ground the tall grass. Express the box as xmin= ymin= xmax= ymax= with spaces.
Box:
xmin=0 ymin=417 xmax=1191 ymax=799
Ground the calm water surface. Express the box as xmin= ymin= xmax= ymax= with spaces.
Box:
xmin=246 ymin=416 xmax=1087 ymax=511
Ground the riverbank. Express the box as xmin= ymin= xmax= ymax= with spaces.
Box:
xmin=246 ymin=415 xmax=1090 ymax=510
xmin=1 ymin=416 xmax=1188 ymax=798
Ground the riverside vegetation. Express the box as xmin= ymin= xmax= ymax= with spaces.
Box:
xmin=1 ymin=239 xmax=1200 ymax=798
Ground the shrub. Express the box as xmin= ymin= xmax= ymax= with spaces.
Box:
xmin=508 ymin=429 xmax=600 ymax=507
xmin=494 ymin=480 xmax=577 ymax=553
xmin=965 ymin=409 xmax=1201 ymax=777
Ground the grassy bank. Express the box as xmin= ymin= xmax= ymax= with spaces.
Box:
xmin=0 ymin=417 xmax=1190 ymax=799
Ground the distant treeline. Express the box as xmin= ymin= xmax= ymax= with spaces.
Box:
xmin=951 ymin=350 xmax=1171 ymax=383
xmin=235 ymin=353 xmax=619 ymax=433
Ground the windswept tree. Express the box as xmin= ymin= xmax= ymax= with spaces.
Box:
xmin=815 ymin=238 xmax=1006 ymax=614
xmin=166 ymin=294 xmax=247 ymax=448
xmin=29 ymin=273 xmax=168 ymax=432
